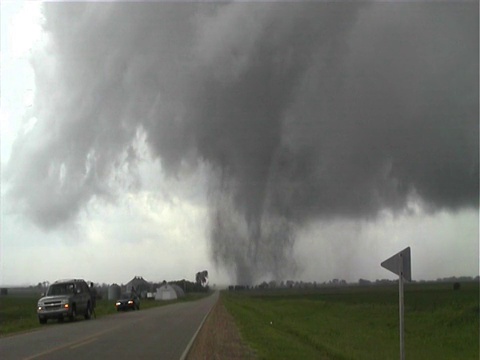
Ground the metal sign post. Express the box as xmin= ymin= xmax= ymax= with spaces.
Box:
xmin=399 ymin=253 xmax=405 ymax=360
xmin=381 ymin=247 xmax=411 ymax=360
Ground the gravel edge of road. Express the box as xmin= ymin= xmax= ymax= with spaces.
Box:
xmin=179 ymin=296 xmax=216 ymax=360
xmin=185 ymin=292 xmax=257 ymax=360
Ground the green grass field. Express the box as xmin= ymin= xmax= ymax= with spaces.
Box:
xmin=223 ymin=282 xmax=479 ymax=360
xmin=0 ymin=291 xmax=210 ymax=336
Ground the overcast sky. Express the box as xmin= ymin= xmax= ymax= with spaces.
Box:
xmin=1 ymin=1 xmax=478 ymax=287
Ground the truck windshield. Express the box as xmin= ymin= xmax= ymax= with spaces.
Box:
xmin=47 ymin=283 xmax=75 ymax=296
xmin=120 ymin=292 xmax=132 ymax=299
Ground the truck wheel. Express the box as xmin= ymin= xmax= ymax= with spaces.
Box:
xmin=84 ymin=303 xmax=92 ymax=320
xmin=69 ymin=306 xmax=77 ymax=321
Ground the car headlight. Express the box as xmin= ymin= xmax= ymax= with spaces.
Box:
xmin=37 ymin=306 xmax=43 ymax=311
xmin=115 ymin=302 xmax=121 ymax=306
xmin=128 ymin=300 xmax=133 ymax=304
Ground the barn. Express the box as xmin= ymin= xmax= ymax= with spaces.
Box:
xmin=126 ymin=276 xmax=151 ymax=297
xmin=170 ymin=284 xmax=185 ymax=298
xmin=155 ymin=283 xmax=177 ymax=301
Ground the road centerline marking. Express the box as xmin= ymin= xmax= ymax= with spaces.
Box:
xmin=23 ymin=325 xmax=122 ymax=360
xmin=70 ymin=337 xmax=98 ymax=349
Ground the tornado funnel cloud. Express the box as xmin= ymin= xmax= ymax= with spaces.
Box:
xmin=4 ymin=2 xmax=478 ymax=285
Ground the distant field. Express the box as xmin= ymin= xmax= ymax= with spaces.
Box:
xmin=0 ymin=291 xmax=211 ymax=336
xmin=223 ymin=282 xmax=479 ymax=360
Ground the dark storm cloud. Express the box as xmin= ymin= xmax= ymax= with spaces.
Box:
xmin=5 ymin=2 xmax=478 ymax=283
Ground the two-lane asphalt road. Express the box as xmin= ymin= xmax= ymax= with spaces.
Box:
xmin=1 ymin=291 xmax=218 ymax=360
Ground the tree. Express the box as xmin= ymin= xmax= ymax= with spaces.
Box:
xmin=195 ymin=270 xmax=209 ymax=287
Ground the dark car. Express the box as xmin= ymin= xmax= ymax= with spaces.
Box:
xmin=115 ymin=292 xmax=140 ymax=311
xmin=37 ymin=279 xmax=94 ymax=324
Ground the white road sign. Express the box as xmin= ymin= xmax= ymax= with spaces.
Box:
xmin=381 ymin=246 xmax=411 ymax=282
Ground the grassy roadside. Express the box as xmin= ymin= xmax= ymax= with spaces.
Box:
xmin=0 ymin=292 xmax=211 ymax=337
xmin=223 ymin=282 xmax=479 ymax=360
